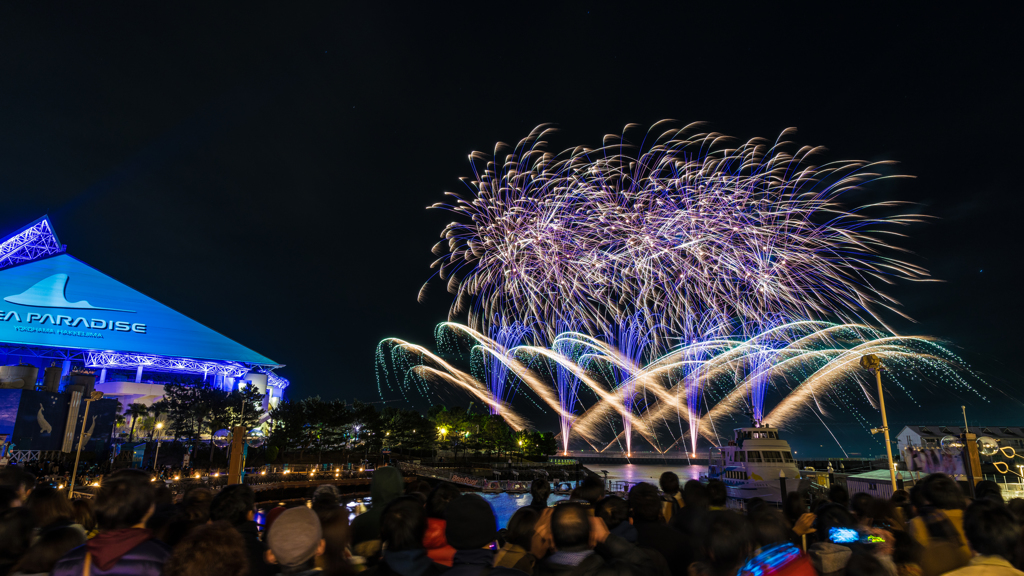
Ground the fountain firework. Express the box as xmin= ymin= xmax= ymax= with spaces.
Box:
xmin=376 ymin=322 xmax=989 ymax=453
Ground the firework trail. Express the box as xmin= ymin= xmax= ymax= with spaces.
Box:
xmin=478 ymin=320 xmax=531 ymax=414
xmin=551 ymin=320 xmax=584 ymax=455
xmin=609 ymin=312 xmax=658 ymax=454
xmin=423 ymin=123 xmax=931 ymax=344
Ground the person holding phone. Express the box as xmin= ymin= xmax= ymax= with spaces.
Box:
xmin=532 ymin=503 xmax=654 ymax=576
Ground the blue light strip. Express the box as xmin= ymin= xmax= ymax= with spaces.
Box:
xmin=0 ymin=217 xmax=65 ymax=270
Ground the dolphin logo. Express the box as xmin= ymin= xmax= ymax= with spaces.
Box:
xmin=4 ymin=274 xmax=134 ymax=312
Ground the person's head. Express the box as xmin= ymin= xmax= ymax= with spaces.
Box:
xmin=814 ymin=503 xmax=858 ymax=544
xmin=369 ymin=466 xmax=405 ymax=509
xmin=975 ymin=480 xmax=1004 ymax=504
xmin=182 ymin=487 xmax=214 ymax=522
xmin=381 ymin=496 xmax=428 ymax=551
xmin=27 ymin=484 xmax=74 ymax=528
xmin=312 ymin=484 xmax=343 ymax=518
xmin=550 ymin=502 xmax=591 ymax=552
xmin=746 ymin=497 xmax=768 ymax=516
xmin=154 ymin=483 xmax=174 ymax=508
xmin=210 ymin=484 xmax=256 ymax=526
xmin=506 ymin=507 xmax=540 ymax=550
xmin=828 ymin=484 xmax=850 ymax=508
xmin=703 ymin=510 xmax=754 ymax=576
xmin=628 ymin=482 xmax=663 ymax=523
xmin=963 ymin=499 xmax=1020 ymax=560
xmin=407 ymin=480 xmax=431 ymax=496
xmin=750 ymin=509 xmax=790 ymax=548
xmin=577 ymin=475 xmax=605 ymax=504
xmin=683 ymin=479 xmax=709 ymax=510
xmin=845 ymin=550 xmax=888 ymax=576
xmin=595 ymin=496 xmax=629 ymax=529
xmin=425 ymin=482 xmax=461 ymax=519
xmin=0 ymin=507 xmax=34 ymax=566
xmin=320 ymin=507 xmax=353 ymax=576
xmin=850 ymin=493 xmax=874 ymax=523
xmin=11 ymin=526 xmax=85 ymax=575
xmin=0 ymin=487 xmax=19 ymax=511
xmin=445 ymin=494 xmax=498 ymax=550
xmin=706 ymin=479 xmax=728 ymax=507
xmin=165 ymin=521 xmax=248 ymax=576
xmin=530 ymin=479 xmax=551 ymax=505
xmin=922 ymin=474 xmax=966 ymax=510
xmin=0 ymin=467 xmax=35 ymax=503
xmin=71 ymin=499 xmax=96 ymax=532
xmin=94 ymin=469 xmax=156 ymax=530
xmin=267 ymin=507 xmax=325 ymax=574
xmin=659 ymin=472 xmax=680 ymax=496
xmin=890 ymin=489 xmax=910 ymax=507
xmin=909 ymin=483 xmax=928 ymax=511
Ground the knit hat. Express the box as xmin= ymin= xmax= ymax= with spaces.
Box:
xmin=445 ymin=494 xmax=497 ymax=549
xmin=267 ymin=507 xmax=323 ymax=567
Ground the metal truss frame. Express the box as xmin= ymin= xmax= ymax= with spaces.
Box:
xmin=0 ymin=343 xmax=288 ymax=389
xmin=0 ymin=343 xmax=90 ymax=362
xmin=0 ymin=216 xmax=65 ymax=270
xmin=84 ymin=351 xmax=289 ymax=389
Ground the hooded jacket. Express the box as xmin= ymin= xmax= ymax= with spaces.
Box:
xmin=908 ymin=509 xmax=971 ymax=576
xmin=352 ymin=467 xmax=406 ymax=559
xmin=423 ymin=517 xmax=456 ymax=566
xmin=52 ymin=528 xmax=169 ymax=576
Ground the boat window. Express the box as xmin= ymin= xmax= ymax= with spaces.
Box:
xmin=747 ymin=451 xmax=762 ymax=463
xmin=783 ymin=452 xmax=794 ymax=463
xmin=762 ymin=451 xmax=783 ymax=463
xmin=735 ymin=451 xmax=746 ymax=462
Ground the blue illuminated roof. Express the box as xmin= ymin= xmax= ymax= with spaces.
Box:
xmin=0 ymin=253 xmax=278 ymax=366
xmin=0 ymin=216 xmax=65 ymax=271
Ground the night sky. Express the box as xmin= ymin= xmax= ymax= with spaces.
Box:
xmin=1 ymin=4 xmax=1020 ymax=455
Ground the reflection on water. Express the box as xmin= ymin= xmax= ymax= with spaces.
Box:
xmin=333 ymin=464 xmax=708 ymax=529
xmin=589 ymin=464 xmax=707 ymax=483
xmin=479 ymin=492 xmax=569 ymax=528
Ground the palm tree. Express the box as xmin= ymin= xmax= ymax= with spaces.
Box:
xmin=125 ymin=403 xmax=149 ymax=442
xmin=148 ymin=400 xmax=169 ymax=440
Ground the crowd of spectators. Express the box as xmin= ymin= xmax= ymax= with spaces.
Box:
xmin=1 ymin=464 xmax=1022 ymax=576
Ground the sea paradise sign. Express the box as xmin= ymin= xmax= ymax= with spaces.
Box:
xmin=0 ymin=254 xmax=274 ymax=365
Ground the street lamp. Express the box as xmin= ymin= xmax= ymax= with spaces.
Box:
xmin=68 ymin=390 xmax=104 ymax=498
xmin=153 ymin=422 xmax=164 ymax=474
xmin=860 ymin=354 xmax=897 ymax=492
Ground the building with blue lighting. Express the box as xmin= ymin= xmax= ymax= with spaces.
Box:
xmin=0 ymin=216 xmax=289 ymax=412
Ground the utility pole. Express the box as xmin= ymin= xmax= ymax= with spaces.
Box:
xmin=860 ymin=354 xmax=897 ymax=492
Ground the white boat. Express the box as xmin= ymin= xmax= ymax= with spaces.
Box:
xmin=706 ymin=422 xmax=801 ymax=503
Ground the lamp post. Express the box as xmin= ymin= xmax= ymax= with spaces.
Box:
xmin=860 ymin=354 xmax=897 ymax=492
xmin=68 ymin=390 xmax=104 ymax=499
xmin=153 ymin=422 xmax=164 ymax=474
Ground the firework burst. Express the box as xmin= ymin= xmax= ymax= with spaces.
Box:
xmin=423 ymin=122 xmax=931 ymax=342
